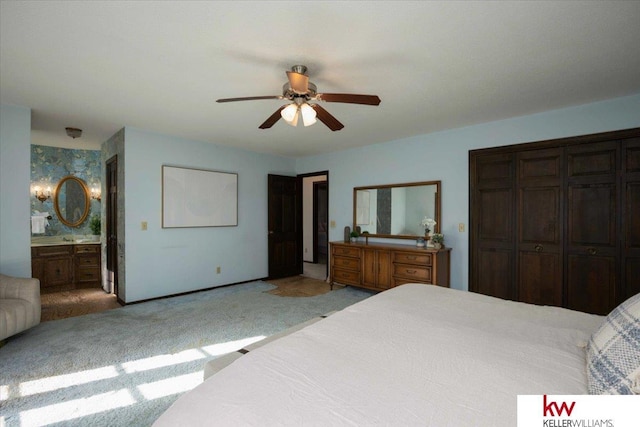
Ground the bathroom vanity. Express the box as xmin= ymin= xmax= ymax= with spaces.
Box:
xmin=31 ymin=238 xmax=101 ymax=293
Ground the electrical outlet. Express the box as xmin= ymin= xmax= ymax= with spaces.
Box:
xmin=330 ymin=220 xmax=336 ymax=228
xmin=141 ymin=221 xmax=148 ymax=231
xmin=458 ymin=223 xmax=465 ymax=232
xmin=216 ymin=266 xmax=221 ymax=274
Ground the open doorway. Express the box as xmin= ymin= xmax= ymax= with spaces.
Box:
xmin=301 ymin=172 xmax=328 ymax=281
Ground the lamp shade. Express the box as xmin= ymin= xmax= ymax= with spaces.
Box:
xmin=300 ymin=103 xmax=317 ymax=127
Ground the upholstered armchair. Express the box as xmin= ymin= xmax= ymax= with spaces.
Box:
xmin=0 ymin=274 xmax=41 ymax=341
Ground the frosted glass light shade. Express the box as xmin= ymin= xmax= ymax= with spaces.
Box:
xmin=300 ymin=103 xmax=317 ymax=127
xmin=281 ymin=104 xmax=299 ymax=126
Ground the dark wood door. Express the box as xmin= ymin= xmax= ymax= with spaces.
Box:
xmin=621 ymin=138 xmax=640 ymax=300
xmin=106 ymin=155 xmax=119 ymax=297
xmin=268 ymin=174 xmax=302 ymax=279
xmin=565 ymin=141 xmax=619 ymax=315
xmin=313 ymin=181 xmax=328 ymax=264
xmin=470 ymin=152 xmax=516 ymax=300
xmin=516 ymin=148 xmax=563 ymax=306
xmin=470 ymin=128 xmax=640 ymax=315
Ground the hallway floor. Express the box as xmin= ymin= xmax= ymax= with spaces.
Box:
xmin=40 ymin=288 xmax=121 ymax=322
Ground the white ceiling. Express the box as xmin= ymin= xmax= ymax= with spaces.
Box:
xmin=2 ymin=1 xmax=639 ymax=158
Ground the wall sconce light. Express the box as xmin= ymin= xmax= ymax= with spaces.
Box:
xmin=33 ymin=186 xmax=52 ymax=203
xmin=91 ymin=187 xmax=102 ymax=202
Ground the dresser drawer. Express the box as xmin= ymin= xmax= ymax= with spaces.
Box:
xmin=332 ymin=245 xmax=361 ymax=258
xmin=393 ymin=264 xmax=432 ymax=282
xmin=392 ymin=251 xmax=432 ymax=266
xmin=32 ymin=245 xmax=73 ymax=257
xmin=332 ymin=268 xmax=361 ymax=286
xmin=74 ymin=244 xmax=100 ymax=254
xmin=332 ymin=255 xmax=360 ymax=271
xmin=76 ymin=255 xmax=99 ymax=267
xmin=392 ymin=277 xmax=432 ymax=287
xmin=75 ymin=268 xmax=100 ymax=283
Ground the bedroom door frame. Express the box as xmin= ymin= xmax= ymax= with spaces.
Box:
xmin=267 ymin=171 xmax=329 ymax=280
xmin=300 ymin=171 xmax=329 ymax=281
xmin=105 ymin=155 xmax=119 ymax=300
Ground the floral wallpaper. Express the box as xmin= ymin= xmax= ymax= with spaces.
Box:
xmin=31 ymin=145 xmax=101 ymax=236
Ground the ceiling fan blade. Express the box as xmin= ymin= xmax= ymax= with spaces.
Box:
xmin=286 ymin=71 xmax=309 ymax=94
xmin=217 ymin=95 xmax=282 ymax=103
xmin=311 ymin=104 xmax=344 ymax=131
xmin=258 ymin=106 xmax=286 ymax=129
xmin=315 ymin=93 xmax=381 ymax=105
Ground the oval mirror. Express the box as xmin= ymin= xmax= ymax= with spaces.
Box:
xmin=54 ymin=176 xmax=90 ymax=228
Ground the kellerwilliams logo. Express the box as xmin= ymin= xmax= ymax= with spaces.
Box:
xmin=517 ymin=395 xmax=638 ymax=427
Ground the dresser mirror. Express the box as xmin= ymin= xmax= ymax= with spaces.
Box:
xmin=353 ymin=180 xmax=440 ymax=239
xmin=54 ymin=175 xmax=90 ymax=227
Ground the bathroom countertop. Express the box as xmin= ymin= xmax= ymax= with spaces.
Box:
xmin=31 ymin=236 xmax=101 ymax=247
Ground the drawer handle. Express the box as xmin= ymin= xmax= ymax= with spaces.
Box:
xmin=406 ymin=256 xmax=417 ymax=260
xmin=534 ymin=244 xmax=543 ymax=253
xmin=406 ymin=269 xmax=417 ymax=274
xmin=587 ymin=247 xmax=597 ymax=256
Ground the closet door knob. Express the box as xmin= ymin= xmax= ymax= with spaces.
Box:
xmin=534 ymin=244 xmax=543 ymax=253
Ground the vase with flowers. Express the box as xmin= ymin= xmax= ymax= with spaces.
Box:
xmin=420 ymin=217 xmax=437 ymax=239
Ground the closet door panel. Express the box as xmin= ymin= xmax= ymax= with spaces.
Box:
xmin=566 ymin=142 xmax=619 ymax=314
xmin=518 ymin=251 xmax=562 ymax=306
xmin=622 ymin=138 xmax=640 ymax=299
xmin=470 ymin=153 xmax=515 ymax=299
xmin=517 ymin=148 xmax=562 ymax=306
xmin=567 ymin=185 xmax=617 ymax=247
xmin=477 ymin=249 xmax=513 ymax=299
xmin=567 ymin=255 xmax=616 ymax=315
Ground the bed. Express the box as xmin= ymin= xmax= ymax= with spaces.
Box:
xmin=154 ymin=284 xmax=639 ymax=426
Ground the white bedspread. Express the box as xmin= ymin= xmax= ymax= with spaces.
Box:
xmin=154 ymin=284 xmax=603 ymax=426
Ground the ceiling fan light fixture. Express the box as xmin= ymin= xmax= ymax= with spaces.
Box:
xmin=281 ymin=103 xmax=299 ymax=126
xmin=300 ymin=103 xmax=317 ymax=127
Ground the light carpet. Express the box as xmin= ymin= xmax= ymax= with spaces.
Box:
xmin=0 ymin=281 xmax=372 ymax=427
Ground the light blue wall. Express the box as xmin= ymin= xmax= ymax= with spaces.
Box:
xmin=122 ymin=127 xmax=295 ymax=302
xmin=0 ymin=104 xmax=31 ymax=277
xmin=2 ymin=95 xmax=639 ymax=294
xmin=296 ymin=93 xmax=640 ymax=291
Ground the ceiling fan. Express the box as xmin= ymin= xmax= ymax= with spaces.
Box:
xmin=216 ymin=65 xmax=381 ymax=131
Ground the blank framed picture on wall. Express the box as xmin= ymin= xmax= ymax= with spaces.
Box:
xmin=162 ymin=165 xmax=238 ymax=228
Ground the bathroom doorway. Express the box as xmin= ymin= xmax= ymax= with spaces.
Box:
xmin=106 ymin=155 xmax=119 ymax=299
xmin=301 ymin=172 xmax=328 ymax=281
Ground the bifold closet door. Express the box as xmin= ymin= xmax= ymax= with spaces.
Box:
xmin=622 ymin=138 xmax=640 ymax=301
xmin=565 ymin=142 xmax=619 ymax=315
xmin=516 ymin=148 xmax=563 ymax=307
xmin=470 ymin=153 xmax=515 ymax=300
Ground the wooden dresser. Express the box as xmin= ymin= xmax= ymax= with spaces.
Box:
xmin=32 ymin=244 xmax=102 ymax=293
xmin=330 ymin=241 xmax=451 ymax=292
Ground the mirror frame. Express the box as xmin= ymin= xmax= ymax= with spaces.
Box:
xmin=54 ymin=175 xmax=90 ymax=228
xmin=353 ymin=180 xmax=441 ymax=240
